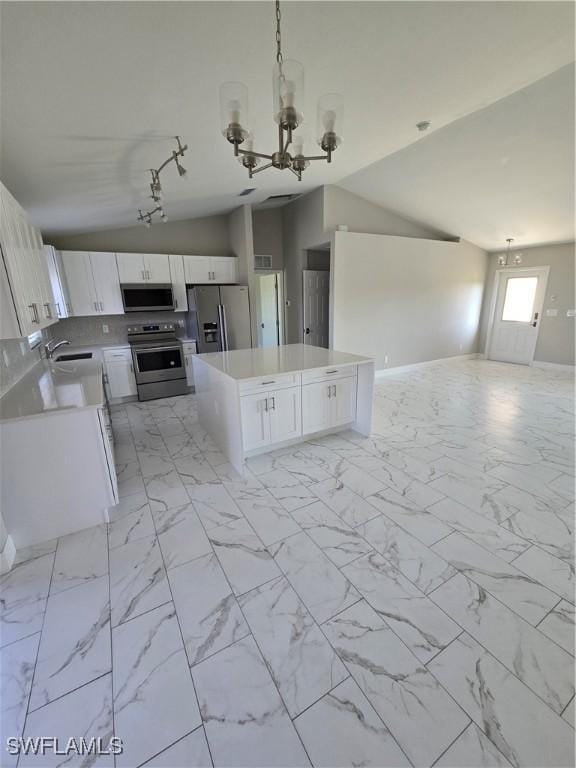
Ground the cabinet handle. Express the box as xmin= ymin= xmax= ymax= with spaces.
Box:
xmin=141 ymin=270 xmax=145 ymax=280
xmin=332 ymin=384 xmax=337 ymax=397
xmin=94 ymin=301 xmax=99 ymax=312
xmin=264 ymin=398 xmax=269 ymax=412
xmin=269 ymin=396 xmax=276 ymax=411
xmin=99 ymin=301 xmax=104 ymax=312
xmin=326 ymin=370 xmax=338 ymax=375
xmin=44 ymin=303 xmax=52 ymax=319
xmin=55 ymin=302 xmax=61 ymax=316
xmin=261 ymin=380 xmax=275 ymax=385
xmin=66 ymin=302 xmax=71 ymax=315
xmin=174 ymin=298 xmax=178 ymax=308
xmin=28 ymin=304 xmax=39 ymax=324
xmin=327 ymin=385 xmax=332 ymax=399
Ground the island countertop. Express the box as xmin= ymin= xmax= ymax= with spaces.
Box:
xmin=0 ymin=358 xmax=105 ymax=423
xmin=194 ymin=343 xmax=373 ymax=380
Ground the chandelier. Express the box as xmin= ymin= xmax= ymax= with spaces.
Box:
xmin=219 ymin=0 xmax=343 ymax=181
xmin=137 ymin=136 xmax=188 ymax=226
xmin=498 ymin=238 xmax=523 ymax=266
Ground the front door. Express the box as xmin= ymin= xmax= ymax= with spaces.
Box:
xmin=488 ymin=267 xmax=549 ymax=365
xmin=303 ymin=270 xmax=329 ymax=347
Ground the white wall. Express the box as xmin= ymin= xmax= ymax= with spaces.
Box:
xmin=252 ymin=208 xmax=283 ymax=270
xmin=331 ymin=231 xmax=487 ymax=370
xmin=479 ymin=241 xmax=575 ymax=365
xmin=228 ymin=205 xmax=258 ymax=346
xmin=324 ymin=185 xmax=446 ymax=240
xmin=48 ymin=213 xmax=232 ymax=256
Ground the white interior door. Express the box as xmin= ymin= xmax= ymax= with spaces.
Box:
xmin=257 ymin=274 xmax=279 ymax=348
xmin=303 ymin=270 xmax=329 ymax=347
xmin=488 ymin=267 xmax=549 ymax=364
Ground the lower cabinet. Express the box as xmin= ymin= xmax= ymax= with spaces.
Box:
xmin=302 ymin=375 xmax=357 ymax=435
xmin=103 ymin=348 xmax=137 ymax=399
xmin=241 ymin=385 xmax=301 ymax=452
xmin=182 ymin=341 xmax=197 ymax=386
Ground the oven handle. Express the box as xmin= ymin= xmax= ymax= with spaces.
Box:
xmin=132 ymin=344 xmax=183 ymax=354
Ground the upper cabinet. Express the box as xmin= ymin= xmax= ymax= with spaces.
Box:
xmin=116 ymin=253 xmax=170 ymax=284
xmin=0 ymin=181 xmax=57 ymax=338
xmin=60 ymin=251 xmax=123 ymax=316
xmin=168 ymin=254 xmax=188 ymax=312
xmin=183 ymin=255 xmax=237 ymax=284
xmin=44 ymin=245 xmax=71 ymax=319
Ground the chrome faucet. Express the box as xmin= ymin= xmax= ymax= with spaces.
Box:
xmin=45 ymin=339 xmax=71 ymax=359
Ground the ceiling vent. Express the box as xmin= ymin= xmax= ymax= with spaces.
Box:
xmin=239 ymin=187 xmax=256 ymax=197
xmin=255 ymin=254 xmax=273 ymax=270
xmin=257 ymin=193 xmax=301 ymax=209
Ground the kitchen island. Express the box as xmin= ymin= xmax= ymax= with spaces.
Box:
xmin=192 ymin=344 xmax=374 ymax=475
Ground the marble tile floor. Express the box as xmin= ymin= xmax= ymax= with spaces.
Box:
xmin=1 ymin=359 xmax=574 ymax=768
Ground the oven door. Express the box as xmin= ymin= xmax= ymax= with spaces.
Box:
xmin=132 ymin=344 xmax=185 ymax=384
xmin=121 ymin=284 xmax=174 ymax=312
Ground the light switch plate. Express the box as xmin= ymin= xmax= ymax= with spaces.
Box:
xmin=567 ymin=309 xmax=576 ymax=317
xmin=102 ymin=324 xmax=109 ymax=334
xmin=545 ymin=309 xmax=558 ymax=317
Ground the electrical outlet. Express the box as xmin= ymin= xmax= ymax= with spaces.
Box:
xmin=178 ymin=320 xmax=184 ymax=328
xmin=20 ymin=341 xmax=27 ymax=355
xmin=384 ymin=354 xmax=389 ymax=364
xmin=102 ymin=324 xmax=109 ymax=334
xmin=459 ymin=343 xmax=463 ymax=351
xmin=2 ymin=349 xmax=9 ymax=367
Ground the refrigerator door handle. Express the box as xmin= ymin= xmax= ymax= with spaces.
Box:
xmin=219 ymin=303 xmax=229 ymax=351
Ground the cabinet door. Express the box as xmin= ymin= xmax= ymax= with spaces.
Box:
xmin=106 ymin=360 xmax=137 ymax=398
xmin=332 ymin=376 xmax=357 ymax=426
xmin=211 ymin=257 xmax=237 ymax=284
xmin=183 ymin=255 xmax=211 ymax=284
xmin=302 ymin=381 xmax=333 ymax=435
xmin=90 ymin=252 xmax=123 ymax=315
xmin=145 ymin=253 xmax=171 ymax=283
xmin=116 ymin=253 xmax=146 ymax=283
xmin=184 ymin=353 xmax=195 ymax=386
xmin=0 ymin=189 xmax=37 ymax=334
xmin=44 ymin=246 xmax=70 ymax=319
xmin=169 ymin=254 xmax=188 ymax=311
xmin=240 ymin=392 xmax=271 ymax=451
xmin=269 ymin=386 xmax=301 ymax=444
xmin=60 ymin=251 xmax=98 ymax=316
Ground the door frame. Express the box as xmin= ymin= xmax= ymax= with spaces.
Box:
xmin=484 ymin=265 xmax=550 ymax=364
xmin=255 ymin=270 xmax=285 ymax=347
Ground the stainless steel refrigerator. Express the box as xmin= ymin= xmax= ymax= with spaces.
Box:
xmin=186 ymin=285 xmax=252 ymax=353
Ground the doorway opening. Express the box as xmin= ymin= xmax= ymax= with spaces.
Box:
xmin=255 ymin=272 xmax=283 ymax=348
xmin=303 ymin=246 xmax=330 ymax=347
xmin=486 ymin=266 xmax=549 ymax=365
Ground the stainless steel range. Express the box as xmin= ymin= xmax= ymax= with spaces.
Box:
xmin=127 ymin=323 xmax=188 ymax=401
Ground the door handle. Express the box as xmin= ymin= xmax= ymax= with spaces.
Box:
xmin=305 ymin=327 xmax=311 ymax=335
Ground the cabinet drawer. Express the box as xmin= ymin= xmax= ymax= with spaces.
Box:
xmin=239 ymin=372 xmax=301 ymax=395
xmin=301 ymin=365 xmax=357 ymax=384
xmin=182 ymin=341 xmax=197 ymax=354
xmin=103 ymin=347 xmax=132 ymax=362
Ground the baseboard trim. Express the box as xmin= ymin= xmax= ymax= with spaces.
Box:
xmin=0 ymin=534 xmax=16 ymax=574
xmin=531 ymin=361 xmax=575 ymax=372
xmin=375 ymin=353 xmax=480 ymax=377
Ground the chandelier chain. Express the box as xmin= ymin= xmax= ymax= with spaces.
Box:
xmin=275 ymin=0 xmax=283 ymax=66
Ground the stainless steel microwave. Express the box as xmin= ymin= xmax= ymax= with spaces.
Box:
xmin=121 ymin=284 xmax=175 ymax=312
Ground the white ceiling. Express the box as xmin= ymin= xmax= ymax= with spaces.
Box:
xmin=1 ymin=1 xmax=574 ymax=239
xmin=339 ymin=63 xmax=575 ymax=251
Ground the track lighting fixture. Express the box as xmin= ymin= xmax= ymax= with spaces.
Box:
xmin=137 ymin=136 xmax=188 ymax=226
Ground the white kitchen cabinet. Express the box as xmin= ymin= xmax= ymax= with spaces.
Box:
xmin=90 ymin=252 xmax=123 ymax=314
xmin=145 ymin=253 xmax=171 ymax=282
xmin=44 ymin=246 xmax=71 ymax=318
xmin=0 ymin=181 xmax=57 ymax=337
xmin=241 ymin=392 xmax=273 ymax=452
xmin=269 ymin=386 xmax=302 ymax=444
xmin=60 ymin=251 xmax=97 ymax=316
xmin=211 ymin=257 xmax=237 ymax=283
xmin=182 ymin=341 xmax=197 ymax=386
xmin=183 ymin=255 xmax=237 ymax=284
xmin=116 ymin=252 xmax=170 ymax=283
xmin=61 ymin=251 xmax=123 ymax=316
xmin=169 ymin=254 xmax=188 ymax=311
xmin=103 ymin=347 xmax=137 ymax=399
xmin=240 ymin=385 xmax=301 ymax=452
xmin=302 ymin=374 xmax=357 ymax=435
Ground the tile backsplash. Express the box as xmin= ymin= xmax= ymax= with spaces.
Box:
xmin=0 ymin=336 xmax=45 ymax=398
xmin=49 ymin=312 xmax=188 ymax=346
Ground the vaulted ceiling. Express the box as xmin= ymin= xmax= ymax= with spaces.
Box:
xmin=1 ymin=1 xmax=574 ymax=246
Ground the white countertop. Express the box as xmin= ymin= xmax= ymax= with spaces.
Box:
xmin=0 ymin=358 xmax=105 ymax=423
xmin=194 ymin=344 xmax=373 ymax=380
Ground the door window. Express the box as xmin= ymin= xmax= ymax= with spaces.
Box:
xmin=501 ymin=277 xmax=538 ymax=322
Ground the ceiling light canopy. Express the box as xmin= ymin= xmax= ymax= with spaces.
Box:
xmin=219 ymin=0 xmax=343 ymax=181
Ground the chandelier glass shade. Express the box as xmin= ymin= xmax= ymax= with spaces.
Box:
xmin=219 ymin=0 xmax=343 ymax=181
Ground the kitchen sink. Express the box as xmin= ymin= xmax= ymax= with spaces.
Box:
xmin=55 ymin=352 xmax=93 ymax=361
